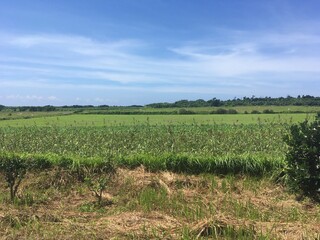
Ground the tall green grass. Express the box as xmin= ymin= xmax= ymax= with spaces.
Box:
xmin=0 ymin=113 xmax=313 ymax=127
xmin=0 ymin=121 xmax=289 ymax=176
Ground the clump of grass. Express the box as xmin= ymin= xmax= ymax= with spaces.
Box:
xmin=138 ymin=186 xmax=168 ymax=212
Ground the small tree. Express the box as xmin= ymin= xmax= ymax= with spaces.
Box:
xmin=0 ymin=154 xmax=27 ymax=202
xmin=83 ymin=160 xmax=116 ymax=207
xmin=284 ymin=114 xmax=320 ymax=200
xmin=85 ymin=176 xmax=109 ymax=206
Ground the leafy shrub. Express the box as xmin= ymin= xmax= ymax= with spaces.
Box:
xmin=178 ymin=108 xmax=195 ymax=114
xmin=0 ymin=154 xmax=27 ymax=202
xmin=83 ymin=159 xmax=116 ymax=206
xmin=85 ymin=176 xmax=109 ymax=206
xmin=215 ymin=108 xmax=228 ymax=114
xmin=284 ymin=116 xmax=320 ymax=200
xmin=251 ymin=110 xmax=260 ymax=114
xmin=227 ymin=109 xmax=238 ymax=114
xmin=262 ymin=109 xmax=274 ymax=114
xmin=211 ymin=108 xmax=238 ymax=114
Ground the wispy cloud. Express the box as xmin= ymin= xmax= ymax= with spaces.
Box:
xmin=170 ymin=30 xmax=320 ymax=77
xmin=0 ymin=94 xmax=58 ymax=101
xmin=1 ymin=26 xmax=320 ymax=105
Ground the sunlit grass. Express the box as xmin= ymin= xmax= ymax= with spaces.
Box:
xmin=0 ymin=113 xmax=314 ymax=127
xmin=0 ymin=120 xmax=288 ymax=175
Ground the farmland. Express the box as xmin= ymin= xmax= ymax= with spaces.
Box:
xmin=0 ymin=111 xmax=319 ymax=239
xmin=0 ymin=113 xmax=308 ymax=175
xmin=0 ymin=112 xmax=314 ymax=127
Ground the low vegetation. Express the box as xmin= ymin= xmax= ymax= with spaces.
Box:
xmin=0 ymin=154 xmax=27 ymax=202
xmin=0 ymin=167 xmax=319 ymax=239
xmin=0 ymin=105 xmax=319 ymax=239
xmin=1 ymin=96 xmax=320 ymax=121
xmin=284 ymin=114 xmax=320 ymax=200
xmin=0 ymin=119 xmax=288 ymax=177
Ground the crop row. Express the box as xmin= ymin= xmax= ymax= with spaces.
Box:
xmin=0 ymin=123 xmax=289 ymax=175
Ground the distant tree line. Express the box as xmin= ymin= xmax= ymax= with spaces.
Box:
xmin=20 ymin=106 xmax=57 ymax=112
xmin=4 ymin=105 xmax=57 ymax=112
xmin=1 ymin=95 xmax=320 ymax=111
xmin=146 ymin=95 xmax=320 ymax=108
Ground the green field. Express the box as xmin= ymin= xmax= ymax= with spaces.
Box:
xmin=0 ymin=112 xmax=314 ymax=127
xmin=121 ymin=105 xmax=320 ymax=114
xmin=0 ymin=112 xmax=310 ymax=175
xmin=56 ymin=105 xmax=320 ymax=115
xmin=1 ymin=111 xmax=319 ymax=239
xmin=0 ymin=110 xmax=72 ymax=121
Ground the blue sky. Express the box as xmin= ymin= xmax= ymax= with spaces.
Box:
xmin=1 ymin=0 xmax=320 ymax=106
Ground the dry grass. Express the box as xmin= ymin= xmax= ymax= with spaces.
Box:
xmin=0 ymin=167 xmax=319 ymax=239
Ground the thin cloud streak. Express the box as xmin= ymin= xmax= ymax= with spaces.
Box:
xmin=1 ymin=28 xmax=320 ymax=104
xmin=0 ymin=94 xmax=58 ymax=101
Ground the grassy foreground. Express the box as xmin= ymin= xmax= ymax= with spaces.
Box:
xmin=0 ymin=113 xmax=319 ymax=239
xmin=0 ymin=167 xmax=319 ymax=239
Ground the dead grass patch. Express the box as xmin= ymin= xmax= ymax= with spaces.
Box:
xmin=0 ymin=168 xmax=319 ymax=239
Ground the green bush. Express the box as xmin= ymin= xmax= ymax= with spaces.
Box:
xmin=251 ymin=110 xmax=260 ymax=114
xmin=177 ymin=108 xmax=195 ymax=114
xmin=211 ymin=108 xmax=238 ymax=114
xmin=284 ymin=116 xmax=320 ymax=200
xmin=214 ymin=108 xmax=228 ymax=114
xmin=227 ymin=109 xmax=238 ymax=114
xmin=0 ymin=154 xmax=27 ymax=202
xmin=262 ymin=109 xmax=274 ymax=114
xmin=85 ymin=176 xmax=109 ymax=206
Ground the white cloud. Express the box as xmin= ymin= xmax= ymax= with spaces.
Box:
xmin=170 ymin=30 xmax=320 ymax=77
xmin=0 ymin=94 xmax=58 ymax=101
xmin=3 ymin=31 xmax=320 ymax=80
xmin=48 ymin=96 xmax=58 ymax=100
xmin=0 ymin=28 xmax=320 ymax=105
